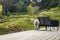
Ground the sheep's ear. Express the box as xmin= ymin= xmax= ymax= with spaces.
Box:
xmin=31 ymin=19 xmax=34 ymax=23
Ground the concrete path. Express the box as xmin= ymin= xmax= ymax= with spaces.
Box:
xmin=0 ymin=27 xmax=60 ymax=40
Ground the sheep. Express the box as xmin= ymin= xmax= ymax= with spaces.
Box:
xmin=31 ymin=19 xmax=40 ymax=30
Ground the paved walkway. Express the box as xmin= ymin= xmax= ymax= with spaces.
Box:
xmin=0 ymin=27 xmax=60 ymax=40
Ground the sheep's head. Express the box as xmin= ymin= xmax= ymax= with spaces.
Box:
xmin=31 ymin=19 xmax=34 ymax=23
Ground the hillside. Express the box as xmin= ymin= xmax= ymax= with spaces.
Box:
xmin=0 ymin=7 xmax=60 ymax=35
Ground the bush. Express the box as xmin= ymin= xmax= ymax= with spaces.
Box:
xmin=27 ymin=4 xmax=34 ymax=15
xmin=0 ymin=5 xmax=2 ymax=15
xmin=50 ymin=7 xmax=60 ymax=13
xmin=8 ymin=18 xmax=34 ymax=31
xmin=31 ymin=2 xmax=36 ymax=6
xmin=40 ymin=11 xmax=60 ymax=21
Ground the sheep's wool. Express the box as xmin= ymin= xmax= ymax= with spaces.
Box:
xmin=33 ymin=19 xmax=39 ymax=27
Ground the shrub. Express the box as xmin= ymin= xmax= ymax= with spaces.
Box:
xmin=0 ymin=5 xmax=2 ymax=15
xmin=27 ymin=4 xmax=34 ymax=15
xmin=40 ymin=11 xmax=60 ymax=21
xmin=50 ymin=7 xmax=60 ymax=13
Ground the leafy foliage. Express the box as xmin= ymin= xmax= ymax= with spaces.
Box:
xmin=40 ymin=11 xmax=60 ymax=21
xmin=0 ymin=5 xmax=2 ymax=12
xmin=27 ymin=4 xmax=34 ymax=15
xmin=50 ymin=7 xmax=60 ymax=13
xmin=15 ymin=0 xmax=24 ymax=11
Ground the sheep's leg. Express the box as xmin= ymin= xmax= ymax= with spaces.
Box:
xmin=34 ymin=25 xmax=39 ymax=30
xmin=57 ymin=26 xmax=59 ymax=31
xmin=46 ymin=26 xmax=47 ymax=31
xmin=34 ymin=25 xmax=38 ymax=30
xmin=50 ymin=27 xmax=51 ymax=31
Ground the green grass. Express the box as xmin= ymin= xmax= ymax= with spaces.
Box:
xmin=0 ymin=15 xmax=35 ymax=35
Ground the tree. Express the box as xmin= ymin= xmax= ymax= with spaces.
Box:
xmin=40 ymin=0 xmax=59 ymax=9
xmin=15 ymin=0 xmax=25 ymax=12
xmin=57 ymin=0 xmax=60 ymax=7
xmin=48 ymin=0 xmax=58 ymax=9
xmin=27 ymin=4 xmax=34 ymax=15
xmin=31 ymin=2 xmax=36 ymax=6
xmin=1 ymin=0 xmax=19 ymax=15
